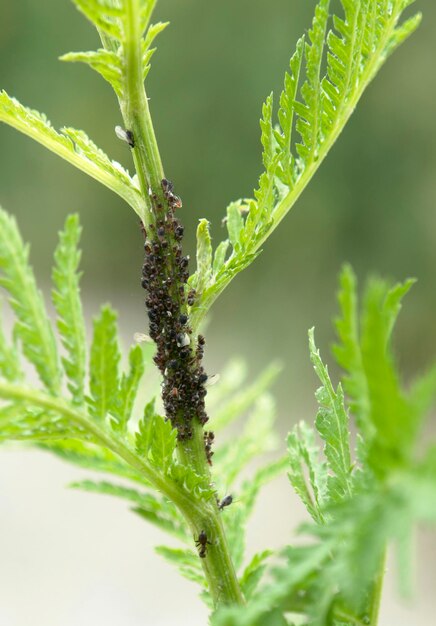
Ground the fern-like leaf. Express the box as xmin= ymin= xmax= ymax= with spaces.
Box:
xmin=0 ymin=306 xmax=22 ymax=382
xmin=0 ymin=92 xmax=144 ymax=217
xmin=72 ymin=479 xmax=186 ymax=540
xmin=287 ymin=421 xmax=328 ymax=524
xmin=52 ymin=214 xmax=87 ymax=405
xmin=309 ymin=328 xmax=354 ymax=502
xmin=189 ymin=0 xmax=421 ymax=330
xmin=333 ymin=264 xmax=371 ymax=438
xmin=88 ymin=305 xmax=121 ymax=420
xmin=111 ymin=344 xmax=145 ymax=432
xmin=60 ymin=49 xmax=124 ymax=96
xmin=0 ymin=208 xmax=60 ymax=393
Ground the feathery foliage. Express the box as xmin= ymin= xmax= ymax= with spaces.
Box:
xmin=0 ymin=0 xmax=431 ymax=622
xmin=213 ymin=266 xmax=436 ymax=625
xmin=188 ymin=0 xmax=422 ymax=330
xmin=0 ymin=207 xmax=284 ymax=606
xmin=52 ymin=214 xmax=87 ymax=405
xmin=0 ymin=92 xmax=144 ymax=217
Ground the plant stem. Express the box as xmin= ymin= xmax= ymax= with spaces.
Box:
xmin=177 ymin=422 xmax=245 ymax=606
xmin=118 ymin=0 xmax=245 ymax=607
xmin=367 ymin=551 xmax=386 ymax=625
xmin=121 ymin=0 xmax=165 ymax=224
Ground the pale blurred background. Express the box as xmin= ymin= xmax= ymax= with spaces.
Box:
xmin=0 ymin=0 xmax=435 ymax=624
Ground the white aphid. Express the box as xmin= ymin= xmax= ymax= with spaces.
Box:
xmin=205 ymin=374 xmax=220 ymax=387
xmin=115 ymin=125 xmax=134 ymax=147
xmin=176 ymin=333 xmax=191 ymax=348
xmin=134 ymin=332 xmax=153 ymax=344
xmin=115 ymin=125 xmax=129 ymax=142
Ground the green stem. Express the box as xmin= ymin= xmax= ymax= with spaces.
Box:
xmin=119 ymin=0 xmax=165 ymax=224
xmin=367 ymin=551 xmax=386 ymax=626
xmin=176 ymin=421 xmax=245 ymax=606
xmin=116 ymin=0 xmax=244 ymax=607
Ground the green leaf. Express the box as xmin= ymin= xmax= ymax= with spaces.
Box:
xmin=141 ymin=21 xmax=169 ymax=80
xmin=408 ymin=364 xmax=436 ymax=428
xmin=241 ymin=457 xmax=288 ymax=519
xmin=295 ymin=0 xmax=329 ymax=166
xmin=223 ymin=457 xmax=287 ymax=571
xmin=239 ymin=550 xmax=272 ymax=600
xmin=0 ymin=208 xmax=60 ymax=393
xmin=190 ymin=219 xmax=213 ymax=296
xmin=214 ymin=393 xmax=278 ymax=487
xmin=135 ymin=399 xmax=156 ymax=456
xmin=226 ymin=200 xmax=245 ymax=249
xmin=136 ymin=401 xmax=177 ymax=472
xmin=52 ymin=214 xmax=87 ymax=405
xmin=0 ymin=91 xmax=145 ymax=217
xmin=0 ymin=404 xmax=74 ymax=442
xmin=71 ymin=0 xmax=123 ymax=41
xmin=189 ymin=0 xmax=421 ymax=331
xmin=0 ymin=304 xmax=22 ymax=382
xmin=72 ymin=479 xmax=186 ymax=540
xmin=212 ymin=239 xmax=230 ymax=277
xmin=88 ymin=305 xmax=121 ymax=420
xmin=309 ymin=328 xmax=353 ymax=502
xmin=154 ymin=546 xmax=207 ymax=589
xmin=41 ymin=439 xmax=150 ymax=485
xmin=211 ymin=361 xmax=281 ymax=431
xmin=167 ymin=461 xmax=215 ymax=500
xmin=333 ymin=264 xmax=371 ymax=438
xmin=111 ymin=344 xmax=145 ymax=432
xmin=360 ymin=278 xmax=415 ymax=473
xmin=275 ymin=37 xmax=304 ymax=188
xmin=60 ymin=49 xmax=124 ymax=96
xmin=287 ymin=421 xmax=328 ymax=524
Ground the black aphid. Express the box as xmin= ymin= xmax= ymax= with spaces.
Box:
xmin=195 ymin=530 xmax=212 ymax=558
xmin=218 ymin=495 xmax=233 ymax=511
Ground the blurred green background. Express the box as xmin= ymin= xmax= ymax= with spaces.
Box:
xmin=0 ymin=0 xmax=435 ymax=427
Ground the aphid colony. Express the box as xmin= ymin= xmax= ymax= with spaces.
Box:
xmin=140 ymin=178 xmax=212 ymax=445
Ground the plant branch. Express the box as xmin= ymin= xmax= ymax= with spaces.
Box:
xmin=188 ymin=4 xmax=421 ymax=332
xmin=0 ymin=92 xmax=146 ymax=218
xmin=367 ymin=551 xmax=386 ymax=625
xmin=113 ymin=0 xmax=245 ymax=606
xmin=119 ymin=0 xmax=165 ymax=225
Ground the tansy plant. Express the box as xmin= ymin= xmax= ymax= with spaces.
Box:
xmin=1 ymin=1 xmax=435 ymax=625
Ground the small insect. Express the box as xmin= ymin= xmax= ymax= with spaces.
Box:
xmin=161 ymin=178 xmax=174 ymax=193
xmin=168 ymin=193 xmax=183 ymax=209
xmin=187 ymin=289 xmax=197 ymax=306
xmin=176 ymin=332 xmax=190 ymax=348
xmin=195 ymin=530 xmax=212 ymax=558
xmin=204 ymin=431 xmax=215 ymax=465
xmin=133 ymin=332 xmax=153 ymax=343
xmin=115 ymin=125 xmax=135 ymax=148
xmin=205 ymin=373 xmax=220 ymax=387
xmin=218 ymin=495 xmax=233 ymax=511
